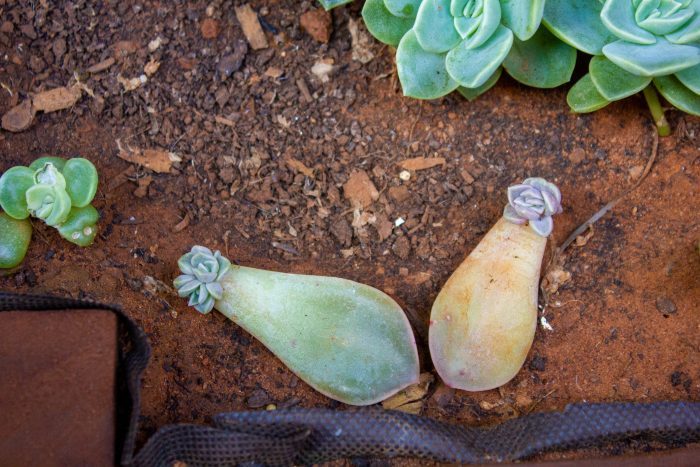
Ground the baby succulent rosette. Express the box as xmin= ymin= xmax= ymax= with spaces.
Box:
xmin=503 ymin=177 xmax=562 ymax=236
xmin=174 ymin=246 xmax=230 ymax=314
xmin=0 ymin=156 xmax=99 ymax=252
xmin=544 ymin=0 xmax=700 ymax=118
xmin=364 ymin=0 xmax=578 ymax=100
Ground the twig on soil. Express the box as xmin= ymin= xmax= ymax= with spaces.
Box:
xmin=540 ymin=127 xmax=659 ymax=311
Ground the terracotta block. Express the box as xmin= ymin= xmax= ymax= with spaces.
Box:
xmin=0 ymin=310 xmax=117 ymax=466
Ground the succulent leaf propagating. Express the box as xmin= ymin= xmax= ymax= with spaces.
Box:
xmin=544 ymin=0 xmax=700 ymax=129
xmin=0 ymin=156 xmax=100 ymax=268
xmin=365 ymin=0 xmax=576 ymax=100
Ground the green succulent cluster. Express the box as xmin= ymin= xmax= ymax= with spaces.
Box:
xmin=362 ymin=0 xmax=577 ymax=100
xmin=545 ymin=0 xmax=700 ymax=134
xmin=0 ymin=157 xmax=99 ymax=269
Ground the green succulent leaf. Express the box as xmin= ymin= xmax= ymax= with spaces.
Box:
xmin=317 ymin=0 xmax=353 ymax=10
xmin=397 ymin=29 xmax=459 ymax=99
xmin=458 ymin=0 xmax=501 ymax=49
xmin=589 ymin=55 xmax=651 ymax=101
xmin=603 ymin=38 xmax=700 ymax=76
xmin=654 ymin=75 xmax=700 ymax=116
xmin=25 ymin=183 xmax=72 ymax=227
xmin=414 ymin=0 xmax=461 ymax=53
xmin=567 ymin=74 xmax=611 ymax=113
xmin=676 ymin=64 xmax=700 ymax=94
xmin=57 ymin=204 xmax=100 ymax=247
xmin=666 ymin=1 xmax=700 ymax=44
xmin=384 ymin=0 xmax=421 ymax=18
xmin=502 ymin=25 xmax=576 ymax=88
xmin=457 ymin=67 xmax=502 ymax=101
xmin=62 ymin=158 xmax=98 ymax=208
xmin=28 ymin=156 xmax=66 ymax=172
xmin=499 ymin=0 xmax=545 ymax=42
xmin=0 ymin=166 xmax=34 ymax=220
xmin=542 ymin=0 xmax=618 ymax=55
xmin=601 ymin=0 xmax=656 ymax=45
xmin=446 ymin=25 xmax=513 ymax=88
xmin=362 ymin=0 xmax=416 ymax=46
xmin=33 ymin=162 xmax=67 ymax=190
xmin=0 ymin=212 xmax=32 ymax=269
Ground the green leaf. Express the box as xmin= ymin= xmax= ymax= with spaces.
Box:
xmin=384 ymin=0 xmax=421 ymax=18
xmin=446 ymin=25 xmax=513 ymax=88
xmin=603 ymin=38 xmax=700 ymax=76
xmin=362 ymin=0 xmax=416 ymax=46
xmin=414 ymin=0 xmax=461 ymax=53
xmin=397 ymin=29 xmax=459 ymax=99
xmin=0 ymin=166 xmax=34 ymax=220
xmin=459 ymin=0 xmax=501 ymax=49
xmin=589 ymin=55 xmax=651 ymax=101
xmin=457 ymin=67 xmax=502 ymax=101
xmin=676 ymin=64 xmax=700 ymax=94
xmin=502 ymin=25 xmax=576 ymax=88
xmin=567 ymin=74 xmax=611 ymax=113
xmin=654 ymin=75 xmax=700 ymax=116
xmin=57 ymin=204 xmax=100 ymax=247
xmin=25 ymin=184 xmax=72 ymax=227
xmin=499 ymin=0 xmax=545 ymax=41
xmin=62 ymin=158 xmax=98 ymax=208
xmin=635 ymin=2 xmax=694 ymax=36
xmin=317 ymin=0 xmax=353 ymax=10
xmin=28 ymin=156 xmax=66 ymax=172
xmin=542 ymin=0 xmax=618 ymax=55
xmin=666 ymin=1 xmax=700 ymax=44
xmin=0 ymin=212 xmax=32 ymax=269
xmin=601 ymin=0 xmax=656 ymax=45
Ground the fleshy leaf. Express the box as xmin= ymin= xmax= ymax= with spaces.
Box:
xmin=62 ymin=158 xmax=99 ymax=208
xmin=414 ymin=0 xmax=461 ymax=53
xmin=397 ymin=29 xmax=459 ymax=99
xmin=589 ymin=55 xmax=652 ymax=101
xmin=601 ymin=0 xmax=656 ymax=45
xmin=456 ymin=67 xmax=502 ymax=101
xmin=542 ymin=0 xmax=618 ymax=55
xmin=666 ymin=1 xmax=700 ymax=44
xmin=28 ymin=156 xmax=66 ymax=172
xmin=676 ymin=64 xmax=700 ymax=94
xmin=499 ymin=0 xmax=545 ymax=41
xmin=459 ymin=0 xmax=501 ymax=50
xmin=567 ymin=74 xmax=611 ymax=113
xmin=0 ymin=166 xmax=34 ymax=220
xmin=654 ymin=75 xmax=700 ymax=116
xmin=317 ymin=0 xmax=353 ymax=10
xmin=635 ymin=1 xmax=694 ymax=36
xmin=56 ymin=204 xmax=99 ymax=246
xmin=362 ymin=0 xmax=416 ymax=46
xmin=603 ymin=38 xmax=700 ymax=76
xmin=445 ymin=25 xmax=513 ymax=88
xmin=384 ymin=0 xmax=421 ymax=18
xmin=25 ymin=184 xmax=72 ymax=227
xmin=502 ymin=25 xmax=576 ymax=88
xmin=0 ymin=212 xmax=32 ymax=269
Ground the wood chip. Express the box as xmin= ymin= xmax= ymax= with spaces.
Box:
xmin=285 ymin=157 xmax=314 ymax=177
xmin=343 ymin=170 xmax=379 ymax=209
xmin=172 ymin=213 xmax=191 ymax=233
xmin=144 ymin=59 xmax=160 ymax=76
xmin=87 ymin=57 xmax=115 ymax=73
xmin=117 ymin=74 xmax=147 ymax=92
xmin=1 ymin=99 xmax=35 ymax=132
xmin=235 ymin=4 xmax=268 ymax=50
xmin=214 ymin=115 xmax=236 ymax=126
xmin=399 ymin=157 xmax=446 ymax=171
xmin=32 ymin=84 xmax=82 ymax=113
xmin=296 ymin=78 xmax=313 ymax=103
xmin=116 ymin=140 xmax=181 ymax=173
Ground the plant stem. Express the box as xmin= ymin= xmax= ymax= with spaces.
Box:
xmin=643 ymin=86 xmax=671 ymax=137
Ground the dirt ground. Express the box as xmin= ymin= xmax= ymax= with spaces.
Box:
xmin=1 ymin=0 xmax=698 ymax=463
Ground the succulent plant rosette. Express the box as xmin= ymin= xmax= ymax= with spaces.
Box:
xmin=174 ymin=246 xmax=420 ymax=405
xmin=0 ymin=156 xmax=99 ymax=269
xmin=544 ymin=0 xmax=700 ymax=134
xmin=362 ymin=0 xmax=578 ymax=100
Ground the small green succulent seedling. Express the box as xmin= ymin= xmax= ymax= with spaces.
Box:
xmin=430 ymin=178 xmax=562 ymax=390
xmin=0 ymin=156 xmax=99 ymax=268
xmin=544 ymin=0 xmax=700 ymax=135
xmin=174 ymin=246 xmax=420 ymax=405
xmin=363 ymin=0 xmax=577 ymax=100
xmin=318 ymin=0 xmax=354 ymax=9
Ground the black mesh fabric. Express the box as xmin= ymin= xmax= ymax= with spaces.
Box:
xmin=2 ymin=292 xmax=698 ymax=467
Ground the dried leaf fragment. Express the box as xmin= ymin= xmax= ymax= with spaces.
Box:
xmin=348 ymin=18 xmax=374 ymax=64
xmin=381 ymin=373 xmax=434 ymax=413
xmin=116 ymin=140 xmax=181 ymax=173
xmin=118 ymin=74 xmax=147 ymax=92
xmin=285 ymin=157 xmax=314 ymax=177
xmin=32 ymin=84 xmax=82 ymax=113
xmin=399 ymin=157 xmax=446 ymax=171
xmin=144 ymin=59 xmax=160 ymax=77
xmin=1 ymin=99 xmax=35 ymax=132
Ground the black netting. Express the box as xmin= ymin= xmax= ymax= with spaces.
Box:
xmin=2 ymin=292 xmax=698 ymax=467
